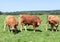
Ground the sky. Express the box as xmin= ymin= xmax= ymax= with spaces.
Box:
xmin=0 ymin=0 xmax=60 ymax=12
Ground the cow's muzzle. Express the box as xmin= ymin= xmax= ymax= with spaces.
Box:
xmin=11 ymin=28 xmax=15 ymax=30
xmin=37 ymin=23 xmax=40 ymax=25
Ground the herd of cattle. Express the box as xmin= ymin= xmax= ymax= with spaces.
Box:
xmin=4 ymin=14 xmax=60 ymax=32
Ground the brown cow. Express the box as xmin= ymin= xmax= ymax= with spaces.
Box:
xmin=4 ymin=15 xmax=18 ymax=32
xmin=19 ymin=14 xmax=42 ymax=32
xmin=46 ymin=15 xmax=59 ymax=32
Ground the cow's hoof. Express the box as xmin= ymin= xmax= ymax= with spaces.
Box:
xmin=52 ymin=30 xmax=53 ymax=32
xmin=34 ymin=31 xmax=35 ymax=32
xmin=56 ymin=30 xmax=57 ymax=32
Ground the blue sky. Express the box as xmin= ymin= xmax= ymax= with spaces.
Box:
xmin=0 ymin=0 xmax=60 ymax=12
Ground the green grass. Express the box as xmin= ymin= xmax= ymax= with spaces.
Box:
xmin=0 ymin=15 xmax=60 ymax=42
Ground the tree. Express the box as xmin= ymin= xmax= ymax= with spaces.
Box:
xmin=0 ymin=11 xmax=2 ymax=15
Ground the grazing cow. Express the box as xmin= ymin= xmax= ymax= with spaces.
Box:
xmin=46 ymin=15 xmax=59 ymax=32
xmin=19 ymin=14 xmax=42 ymax=32
xmin=4 ymin=15 xmax=18 ymax=32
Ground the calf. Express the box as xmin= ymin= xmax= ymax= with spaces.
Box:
xmin=46 ymin=15 xmax=59 ymax=32
xmin=4 ymin=15 xmax=18 ymax=32
xmin=19 ymin=14 xmax=42 ymax=32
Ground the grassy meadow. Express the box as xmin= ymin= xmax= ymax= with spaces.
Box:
xmin=0 ymin=15 xmax=60 ymax=42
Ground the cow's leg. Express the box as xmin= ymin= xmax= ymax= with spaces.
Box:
xmin=20 ymin=23 xmax=23 ymax=32
xmin=14 ymin=26 xmax=17 ymax=33
xmin=33 ymin=26 xmax=36 ymax=32
xmin=8 ymin=25 xmax=11 ymax=32
xmin=56 ymin=26 xmax=58 ymax=32
xmin=46 ymin=21 xmax=49 ymax=31
xmin=4 ymin=22 xmax=6 ymax=31
xmin=33 ymin=23 xmax=37 ymax=32
xmin=24 ymin=25 xmax=27 ymax=32
xmin=33 ymin=23 xmax=36 ymax=32
xmin=51 ymin=25 xmax=54 ymax=32
xmin=19 ymin=17 xmax=23 ymax=32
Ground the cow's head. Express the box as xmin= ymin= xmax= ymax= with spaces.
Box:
xmin=10 ymin=24 xmax=17 ymax=31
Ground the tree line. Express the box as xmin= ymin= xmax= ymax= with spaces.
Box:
xmin=0 ymin=10 xmax=60 ymax=15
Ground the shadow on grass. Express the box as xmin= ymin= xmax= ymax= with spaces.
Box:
xmin=27 ymin=29 xmax=42 ymax=32
xmin=12 ymin=29 xmax=21 ymax=34
xmin=48 ymin=28 xmax=59 ymax=32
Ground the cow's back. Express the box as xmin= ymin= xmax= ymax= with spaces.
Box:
xmin=5 ymin=16 xmax=18 ymax=25
xmin=47 ymin=15 xmax=59 ymax=24
xmin=20 ymin=15 xmax=34 ymax=24
xmin=20 ymin=15 xmax=41 ymax=25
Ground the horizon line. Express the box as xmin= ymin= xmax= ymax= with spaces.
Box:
xmin=0 ymin=9 xmax=60 ymax=12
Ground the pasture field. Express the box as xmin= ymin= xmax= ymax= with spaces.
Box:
xmin=0 ymin=15 xmax=60 ymax=42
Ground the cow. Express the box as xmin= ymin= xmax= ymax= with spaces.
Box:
xmin=19 ymin=14 xmax=42 ymax=32
xmin=4 ymin=15 xmax=18 ymax=32
xmin=46 ymin=15 xmax=59 ymax=32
